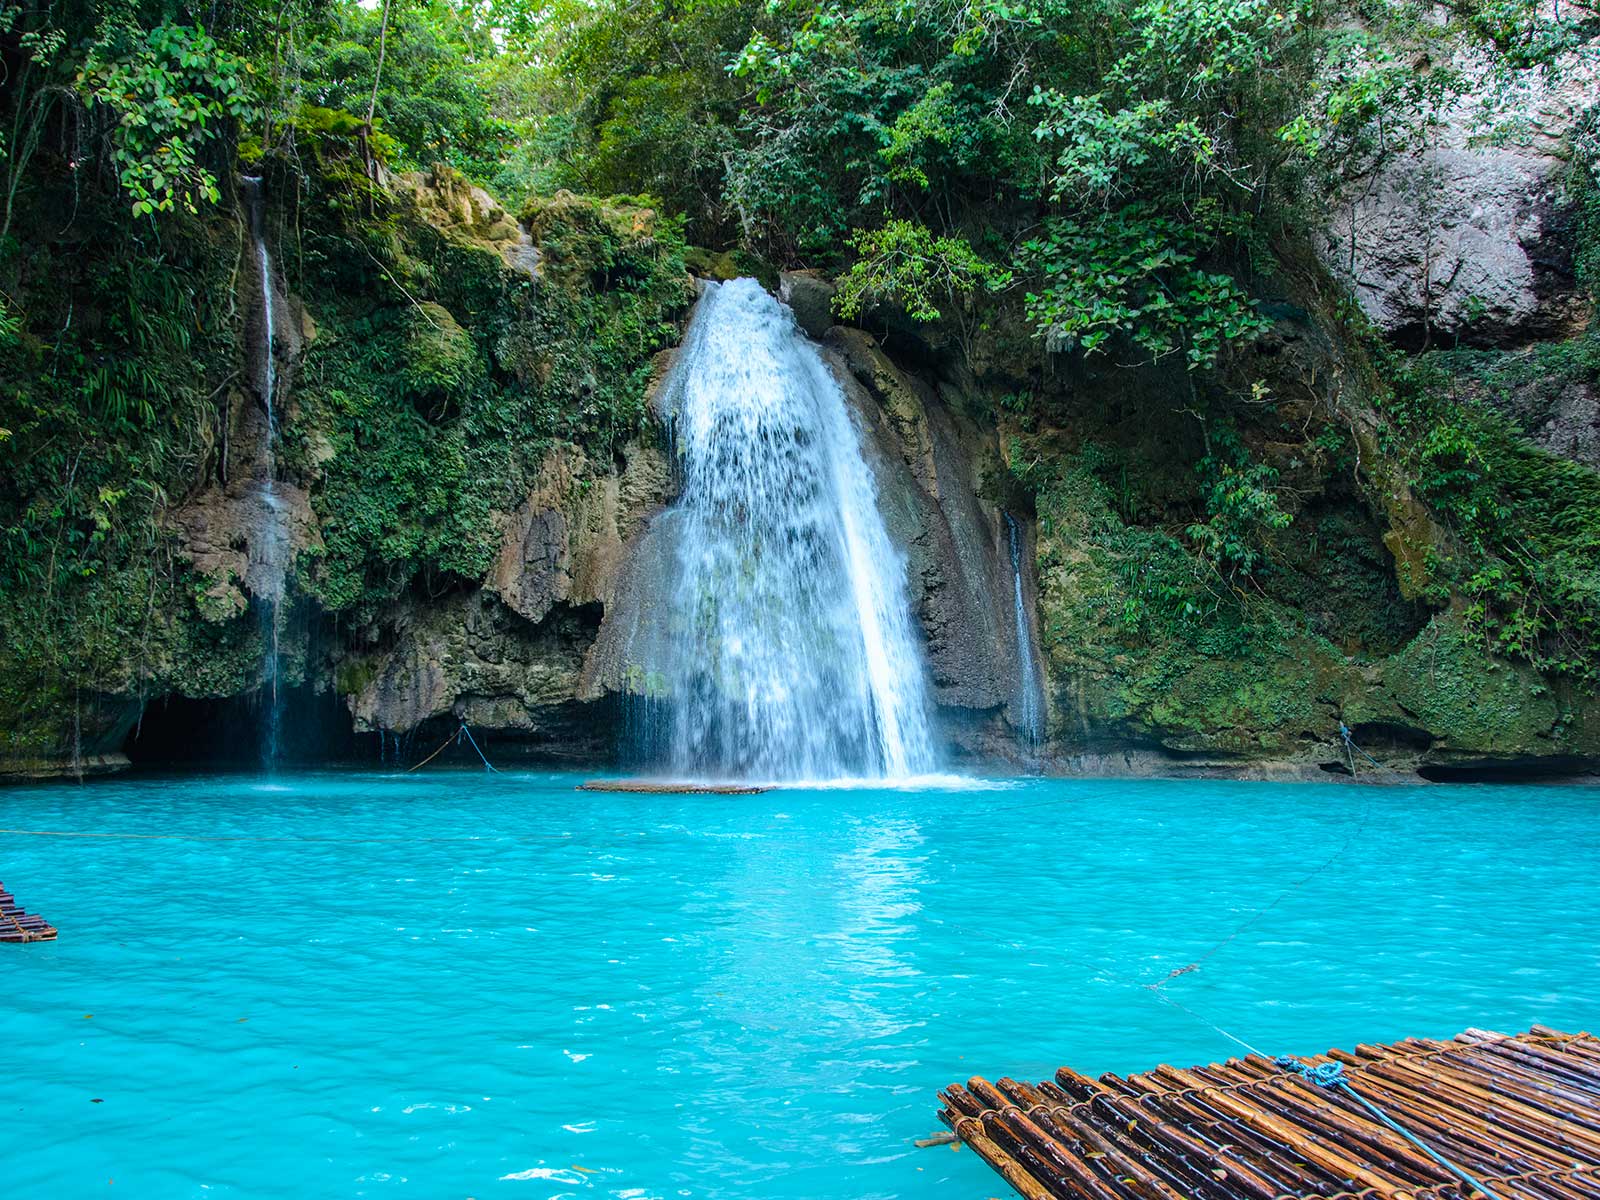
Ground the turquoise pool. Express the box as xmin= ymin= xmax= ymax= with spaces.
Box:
xmin=2 ymin=771 xmax=1597 ymax=1198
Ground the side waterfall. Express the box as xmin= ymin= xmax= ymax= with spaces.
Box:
xmin=241 ymin=176 xmax=288 ymax=765
xmin=651 ymin=278 xmax=936 ymax=781
xmin=1004 ymin=512 xmax=1044 ymax=745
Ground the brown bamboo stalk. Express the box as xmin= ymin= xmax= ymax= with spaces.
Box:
xmin=1112 ymin=1072 xmax=1350 ymax=1195
xmin=1000 ymin=1077 xmax=1279 ymax=1200
xmin=969 ymin=1077 xmax=1157 ymax=1200
xmin=1154 ymin=1065 xmax=1418 ymax=1195
xmin=1370 ymin=1051 xmax=1600 ymax=1158
xmin=1481 ymin=1040 xmax=1600 ymax=1091
xmin=1325 ymin=1050 xmax=1570 ymax=1174
xmin=1077 ymin=1079 xmax=1303 ymax=1200
xmin=943 ymin=1085 xmax=1060 ymax=1200
xmin=985 ymin=1078 xmax=1190 ymax=1200
xmin=1453 ymin=1041 xmax=1600 ymax=1112
xmin=1182 ymin=1063 xmax=1449 ymax=1190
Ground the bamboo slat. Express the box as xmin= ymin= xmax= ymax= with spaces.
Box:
xmin=0 ymin=881 xmax=56 ymax=943
xmin=937 ymin=1029 xmax=1600 ymax=1200
xmin=576 ymin=780 xmax=771 ymax=794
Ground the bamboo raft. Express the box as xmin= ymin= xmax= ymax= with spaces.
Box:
xmin=0 ymin=881 xmax=56 ymax=943
xmin=938 ymin=1026 xmax=1600 ymax=1199
xmin=578 ymin=780 xmax=770 ymax=794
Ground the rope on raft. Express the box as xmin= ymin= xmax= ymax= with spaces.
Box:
xmin=1275 ymin=1054 xmax=1505 ymax=1199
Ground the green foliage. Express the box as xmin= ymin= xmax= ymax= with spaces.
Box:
xmin=287 ymin=182 xmax=688 ymax=621
xmin=1570 ymin=106 xmax=1600 ymax=302
xmin=81 ymin=22 xmax=257 ymax=217
xmin=402 ymin=302 xmax=482 ymax=412
xmin=835 ymin=219 xmax=1010 ymax=322
xmin=1030 ymin=92 xmax=1215 ymax=199
xmin=1438 ymin=0 xmax=1600 ymax=67
xmin=1276 ymin=29 xmax=1454 ymax=166
xmin=1020 ymin=203 xmax=1268 ymax=365
xmin=259 ymin=104 xmax=404 ymax=166
xmin=880 ymin=82 xmax=959 ymax=189
xmin=1381 ymin=351 xmax=1600 ymax=685
xmin=0 ymin=0 xmax=1594 ymax=763
xmin=297 ymin=0 xmax=510 ymax=179
xmin=1186 ymin=423 xmax=1293 ymax=579
xmin=510 ymin=0 xmax=760 ymax=236
xmin=0 ymin=168 xmax=268 ymax=755
xmin=1016 ymin=445 xmax=1227 ymax=643
xmin=506 ymin=0 xmax=1580 ymax=374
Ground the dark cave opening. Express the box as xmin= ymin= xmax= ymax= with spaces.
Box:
xmin=124 ymin=686 xmax=369 ymax=767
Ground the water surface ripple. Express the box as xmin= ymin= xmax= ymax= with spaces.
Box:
xmin=3 ymin=771 xmax=1597 ymax=1198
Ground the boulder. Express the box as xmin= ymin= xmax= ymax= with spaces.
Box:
xmin=1320 ymin=51 xmax=1597 ymax=345
xmin=487 ymin=441 xmax=672 ymax=626
xmin=779 ymin=270 xmax=838 ymax=339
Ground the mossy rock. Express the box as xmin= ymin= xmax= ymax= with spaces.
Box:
xmin=684 ymin=246 xmax=740 ymax=281
xmin=1377 ymin=613 xmax=1566 ymax=751
xmin=402 ymin=302 xmax=481 ymax=400
xmin=520 ymin=190 xmax=680 ymax=291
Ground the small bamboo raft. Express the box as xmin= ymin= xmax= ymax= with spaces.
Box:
xmin=938 ymin=1026 xmax=1600 ymax=1199
xmin=578 ymin=780 xmax=770 ymax=794
xmin=0 ymin=881 xmax=56 ymax=943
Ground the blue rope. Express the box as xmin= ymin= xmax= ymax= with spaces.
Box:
xmin=1339 ymin=722 xmax=1385 ymax=769
xmin=1273 ymin=1055 xmax=1347 ymax=1089
xmin=1275 ymin=1056 xmax=1502 ymax=1198
xmin=458 ymin=723 xmax=498 ymax=773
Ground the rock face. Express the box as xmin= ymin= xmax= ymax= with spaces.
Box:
xmin=823 ymin=328 xmax=1047 ymax=758
xmin=1515 ymin=376 xmax=1600 ymax=468
xmin=1451 ymin=343 xmax=1600 ymax=470
xmin=149 ymin=264 xmax=1600 ymax=779
xmin=1320 ymin=56 xmax=1597 ymax=346
xmin=341 ymin=591 xmax=607 ymax=757
xmin=779 ymin=270 xmax=838 ymax=339
xmin=399 ymin=164 xmax=540 ymax=277
xmin=1325 ymin=147 xmax=1584 ymax=345
xmin=487 ymin=443 xmax=672 ymax=625
xmin=341 ymin=440 xmax=672 ymax=740
xmin=19 ymin=151 xmax=1591 ymax=780
xmin=171 ymin=477 xmax=320 ymax=621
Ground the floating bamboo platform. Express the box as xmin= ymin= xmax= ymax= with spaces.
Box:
xmin=0 ymin=882 xmax=56 ymax=943
xmin=938 ymin=1026 xmax=1600 ymax=1199
xmin=578 ymin=780 xmax=770 ymax=794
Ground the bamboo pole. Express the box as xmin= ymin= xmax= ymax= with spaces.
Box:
xmin=941 ymin=1031 xmax=1600 ymax=1200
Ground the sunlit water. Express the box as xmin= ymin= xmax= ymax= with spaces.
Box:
xmin=3 ymin=771 xmax=1597 ymax=1198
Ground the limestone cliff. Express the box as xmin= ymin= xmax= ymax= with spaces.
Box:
xmin=3 ymin=138 xmax=1596 ymax=780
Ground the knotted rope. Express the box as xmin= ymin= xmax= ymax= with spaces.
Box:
xmin=1275 ymin=1054 xmax=1503 ymax=1199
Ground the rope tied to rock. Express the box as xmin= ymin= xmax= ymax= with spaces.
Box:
xmin=1339 ymin=722 xmax=1385 ymax=770
xmin=406 ymin=721 xmax=497 ymax=773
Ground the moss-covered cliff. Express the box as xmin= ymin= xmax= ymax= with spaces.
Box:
xmin=2 ymin=104 xmax=1596 ymax=780
xmin=0 ymin=140 xmax=691 ymax=773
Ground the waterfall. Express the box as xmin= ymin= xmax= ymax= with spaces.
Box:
xmin=240 ymin=175 xmax=287 ymax=766
xmin=1004 ymin=512 xmax=1044 ymax=745
xmin=649 ymin=278 xmax=936 ymax=781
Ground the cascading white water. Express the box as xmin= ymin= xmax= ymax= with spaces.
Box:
xmin=1004 ymin=512 xmax=1044 ymax=745
xmin=240 ymin=176 xmax=287 ymax=765
xmin=651 ymin=278 xmax=936 ymax=781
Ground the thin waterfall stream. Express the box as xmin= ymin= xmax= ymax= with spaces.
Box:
xmin=240 ymin=175 xmax=288 ymax=765
xmin=647 ymin=278 xmax=936 ymax=781
xmin=1004 ymin=512 xmax=1044 ymax=745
